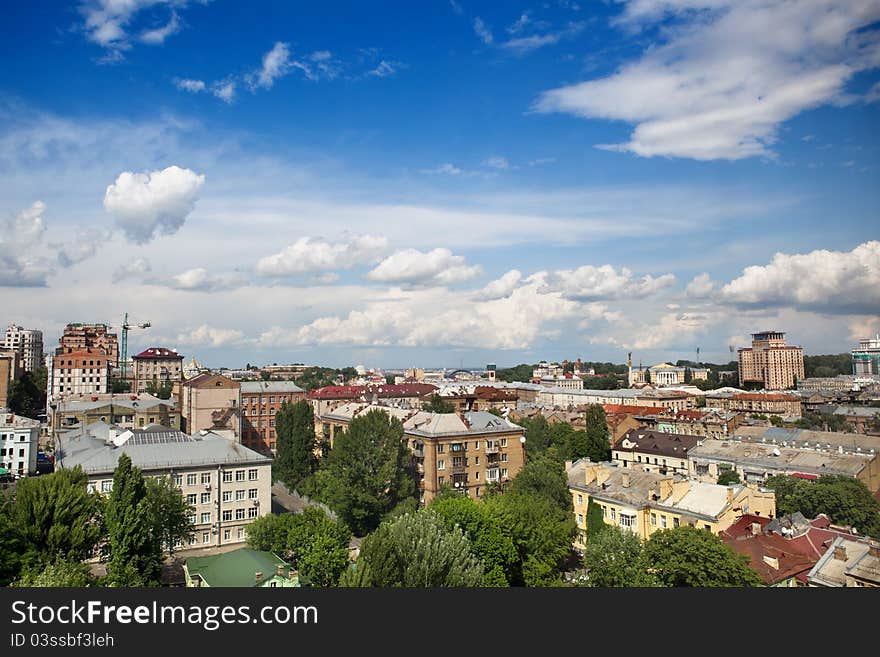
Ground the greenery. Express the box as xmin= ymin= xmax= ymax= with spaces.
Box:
xmin=274 ymin=400 xmax=318 ymax=489
xmin=716 ymin=470 xmax=742 ymax=486
xmin=516 ymin=412 xmax=608 ymax=463
xmin=354 ymin=509 xmax=483 ymax=587
xmin=581 ymin=526 xmax=660 ymax=587
xmin=581 ymin=375 xmax=620 ymax=389
xmin=104 ymin=454 xmax=163 ymax=586
xmin=794 ymin=412 xmax=853 ymax=432
xmin=586 ymin=498 xmax=606 ymax=543
xmin=145 ymin=476 xmax=194 ymax=556
xmin=111 ymin=380 xmax=131 ymax=393
xmin=583 ymin=405 xmax=612 ymax=462
xmin=144 ymin=379 xmax=173 ymax=399
xmin=6 ymin=366 xmax=47 ymax=419
xmin=803 ymin=353 xmax=853 ymax=378
xmin=642 ymin=526 xmax=761 ymax=587
xmin=421 ymin=394 xmax=455 ymax=413
xmin=14 ymin=559 xmax=95 ymax=587
xmin=765 ymin=474 xmax=880 ymax=538
xmin=0 ymin=500 xmax=24 ymax=586
xmin=246 ymin=508 xmax=352 ymax=586
xmin=293 ymin=366 xmax=359 ymax=390
xmin=495 ymin=363 xmax=533 ymax=383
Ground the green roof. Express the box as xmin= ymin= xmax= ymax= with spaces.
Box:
xmin=185 ymin=548 xmax=293 ymax=587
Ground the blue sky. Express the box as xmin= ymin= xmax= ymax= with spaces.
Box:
xmin=1 ymin=0 xmax=878 ymax=369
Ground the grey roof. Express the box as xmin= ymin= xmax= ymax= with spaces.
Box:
xmin=58 ymin=394 xmax=175 ymax=413
xmin=56 ymin=422 xmax=271 ymax=475
xmin=0 ymin=412 xmax=41 ymax=429
xmin=404 ymin=411 xmax=524 ymax=437
xmin=808 ymin=536 xmax=876 ymax=587
xmin=240 ymin=381 xmax=304 ymax=394
xmin=731 ymin=425 xmax=880 ymax=454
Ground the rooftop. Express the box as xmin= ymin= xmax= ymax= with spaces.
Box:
xmin=808 ymin=536 xmax=880 ymax=587
xmin=0 ymin=412 xmax=41 ymax=429
xmin=185 ymin=548 xmax=297 ymax=587
xmin=240 ymin=381 xmax=305 ymax=394
xmin=133 ymin=347 xmax=183 ymax=359
xmin=404 ymin=411 xmax=524 ymax=437
xmin=614 ymin=429 xmax=701 ymax=458
xmin=57 ymin=393 xmax=175 ymax=413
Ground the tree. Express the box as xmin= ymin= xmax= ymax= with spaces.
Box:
xmin=581 ymin=526 xmax=661 ymax=587
xmin=0 ymin=500 xmax=24 ymax=586
xmin=716 ymin=470 xmax=742 ymax=486
xmin=421 ymin=394 xmax=455 ymax=413
xmin=769 ymin=415 xmax=784 ymax=427
xmin=337 ymin=560 xmax=373 ymax=587
xmin=321 ymin=409 xmax=417 ymax=535
xmin=586 ymin=498 xmax=606 ymax=543
xmin=274 ymin=400 xmax=318 ymax=490
xmin=111 ymin=380 xmax=131 ymax=393
xmin=495 ymin=364 xmax=533 ymax=383
xmin=145 ymin=379 xmax=173 ymax=399
xmin=145 ymin=476 xmax=194 ymax=555
xmin=642 ymin=526 xmax=761 ymax=587
xmin=7 ymin=368 xmax=47 ymax=419
xmin=357 ymin=510 xmax=483 ymax=587
xmin=583 ymin=405 xmax=611 ymax=462
xmin=104 ymin=454 xmax=163 ymax=586
xmin=510 ymin=453 xmax=572 ymax=513
xmin=518 ymin=415 xmax=553 ymax=455
xmin=14 ymin=559 xmax=95 ymax=587
xmin=11 ymin=467 xmax=102 ymax=570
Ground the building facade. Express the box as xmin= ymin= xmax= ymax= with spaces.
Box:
xmin=704 ymin=392 xmax=802 ymax=419
xmin=240 ymin=381 xmax=307 ymax=454
xmin=132 ymin=347 xmax=184 ymax=394
xmin=180 ymin=373 xmax=241 ymax=440
xmin=57 ymin=323 xmax=119 ymax=364
xmin=612 ymin=429 xmax=701 ymax=476
xmin=852 ymin=335 xmax=880 ymax=376
xmin=649 ymin=363 xmax=687 ymax=386
xmin=738 ymin=331 xmax=805 ymax=390
xmin=2 ymin=325 xmax=43 ymax=373
xmin=0 ymin=412 xmax=40 ymax=477
xmin=54 ymin=393 xmax=180 ymax=433
xmin=50 ymin=347 xmax=112 ymax=399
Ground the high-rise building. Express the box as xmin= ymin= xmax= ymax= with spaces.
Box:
xmin=852 ymin=335 xmax=880 ymax=376
xmin=57 ymin=323 xmax=119 ymax=364
xmin=738 ymin=331 xmax=805 ymax=390
xmin=2 ymin=325 xmax=43 ymax=372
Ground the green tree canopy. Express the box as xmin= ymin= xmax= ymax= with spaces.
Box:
xmin=716 ymin=470 xmax=742 ymax=486
xmin=495 ymin=364 xmax=534 ymax=383
xmin=6 ymin=367 xmax=47 ymax=419
xmin=586 ymin=498 xmax=607 ymax=544
xmin=583 ymin=404 xmax=611 ymax=462
xmin=274 ymin=400 xmax=318 ymax=489
xmin=581 ymin=526 xmax=661 ymax=587
xmin=0 ymin=500 xmax=25 ymax=586
xmin=421 ymin=394 xmax=455 ymax=413
xmin=14 ymin=559 xmax=95 ymax=587
xmin=146 ymin=476 xmax=194 ymax=555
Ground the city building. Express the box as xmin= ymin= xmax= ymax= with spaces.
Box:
xmin=180 ymin=373 xmax=241 ymax=440
xmin=432 ymin=385 xmax=518 ymax=413
xmin=184 ymin=549 xmax=300 ymax=587
xmin=738 ymin=331 xmax=805 ymax=390
xmin=852 ymin=335 xmax=880 ymax=376
xmin=308 ymin=383 xmax=437 ymax=416
xmin=602 ymin=404 xmax=665 ymax=443
xmin=566 ymin=459 xmax=776 ymax=548
xmin=649 ymin=363 xmax=687 ymax=386
xmin=807 ymin=537 xmax=880 ymax=587
xmin=132 ymin=347 xmax=184 ymax=394
xmin=688 ymin=438 xmax=880 ymax=492
xmin=797 ymin=374 xmax=880 ymax=394
xmin=240 ymin=380 xmax=307 ymax=454
xmin=538 ymin=374 xmax=584 ymax=389
xmin=50 ymin=347 xmax=112 ymax=400
xmin=637 ymin=408 xmax=743 ymax=440
xmin=612 ymin=429 xmax=701 ymax=476
xmin=53 ymin=393 xmax=180 ymax=433
xmin=628 ymin=364 xmax=649 ymax=387
xmin=57 ymin=323 xmax=119 ymax=363
xmin=55 ymin=422 xmax=272 ymax=548
xmin=730 ymin=425 xmax=880 ymax=456
xmin=315 ymin=402 xmax=416 ymax=449
xmin=0 ymin=351 xmax=23 ymax=408
xmin=0 ymin=411 xmax=40 ymax=477
xmin=536 ymin=387 xmax=695 ymax=411
xmin=704 ymin=391 xmax=802 ymax=419
xmin=689 ymin=368 xmax=710 ymax=381
xmin=2 ymin=325 xmax=43 ymax=372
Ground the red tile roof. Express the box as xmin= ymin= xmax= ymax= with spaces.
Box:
xmin=309 ymin=383 xmax=438 ymax=400
xmin=720 ymin=515 xmax=772 ymax=541
xmin=732 ymin=393 xmax=800 ymax=402
xmin=133 ymin=347 xmax=183 ymax=359
xmin=603 ymin=404 xmax=664 ymax=416
xmin=722 ymin=533 xmax=816 ymax=585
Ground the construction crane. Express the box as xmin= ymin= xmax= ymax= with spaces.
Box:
xmin=118 ymin=312 xmax=151 ymax=381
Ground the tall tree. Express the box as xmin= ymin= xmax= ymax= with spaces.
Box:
xmin=642 ymin=526 xmax=761 ymax=587
xmin=581 ymin=526 xmax=661 ymax=587
xmin=510 ymin=453 xmax=573 ymax=514
xmin=146 ymin=476 xmax=194 ymax=556
xmin=586 ymin=498 xmax=607 ymax=543
xmin=14 ymin=559 xmax=95 ymax=587
xmin=323 ymin=409 xmax=416 ymax=535
xmin=422 ymin=394 xmax=455 ymax=413
xmin=357 ymin=510 xmax=483 ymax=587
xmin=104 ymin=454 xmax=163 ymax=586
xmin=583 ymin=405 xmax=611 ymax=462
xmin=0 ymin=500 xmax=24 ymax=586
xmin=274 ymin=400 xmax=318 ymax=490
xmin=6 ymin=368 xmax=47 ymax=419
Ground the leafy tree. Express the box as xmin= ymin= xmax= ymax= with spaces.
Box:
xmin=320 ymin=409 xmax=417 ymax=535
xmin=104 ymin=454 xmax=163 ymax=586
xmin=583 ymin=375 xmax=620 ymax=390
xmin=510 ymin=453 xmax=572 ymax=513
xmin=146 ymin=476 xmax=194 ymax=555
xmin=7 ymin=368 xmax=47 ymax=419
xmin=422 ymin=394 xmax=455 ymax=413
xmin=337 ymin=560 xmax=373 ymax=587
xmin=14 ymin=559 xmax=95 ymax=587
xmin=357 ymin=510 xmax=483 ymax=587
xmin=486 ymin=407 xmax=504 ymax=417
xmin=581 ymin=526 xmax=661 ymax=587
xmin=769 ymin=415 xmax=784 ymax=427
xmin=518 ymin=415 xmax=553 ymax=455
xmin=716 ymin=470 xmax=742 ymax=486
xmin=145 ymin=379 xmax=173 ymax=399
xmin=274 ymin=400 xmax=318 ymax=490
xmin=586 ymin=498 xmax=607 ymax=543
xmin=583 ymin=405 xmax=611 ymax=462
xmin=495 ymin=364 xmax=534 ymax=383
xmin=0 ymin=500 xmax=24 ymax=586
xmin=11 ymin=467 xmax=102 ymax=570
xmin=642 ymin=526 xmax=761 ymax=587
xmin=111 ymin=380 xmax=131 ymax=393
xmin=803 ymin=353 xmax=852 ymax=378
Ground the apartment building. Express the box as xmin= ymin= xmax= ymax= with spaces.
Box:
xmin=240 ymin=380 xmax=306 ymax=454
xmin=431 ymin=385 xmax=519 ymax=413
xmin=0 ymin=351 xmax=22 ymax=408
xmin=704 ymin=392 xmax=802 ymax=419
xmin=808 ymin=537 xmax=880 ymax=587
xmin=132 ymin=347 xmax=184 ymax=394
xmin=566 ymin=459 xmax=776 ymax=548
xmin=0 ymin=412 xmax=40 ymax=477
xmin=308 ymin=383 xmax=437 ymax=416
xmin=180 ymin=373 xmax=241 ymax=440
xmin=53 ymin=393 xmax=180 ymax=433
xmin=738 ymin=331 xmax=805 ymax=390
xmin=538 ymin=374 xmax=584 ymax=389
xmin=50 ymin=347 xmax=111 ymax=398
xmin=612 ymin=429 xmax=701 ymax=476
xmin=55 ymin=423 xmax=271 ymax=548
xmin=2 ymin=325 xmax=43 ymax=372
xmin=852 ymin=335 xmax=880 ymax=376
xmin=316 ymin=402 xmax=415 ymax=449
xmin=57 ymin=323 xmax=119 ymax=363
xmin=537 ymin=387 xmax=695 ymax=411
xmin=638 ymin=408 xmax=743 ymax=439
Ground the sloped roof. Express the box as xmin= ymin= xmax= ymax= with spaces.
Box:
xmin=133 ymin=347 xmax=183 ymax=359
xmin=240 ymin=381 xmax=304 ymax=394
xmin=185 ymin=549 xmax=295 ymax=587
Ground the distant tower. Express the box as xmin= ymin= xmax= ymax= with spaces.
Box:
xmin=487 ymin=362 xmax=496 ymax=382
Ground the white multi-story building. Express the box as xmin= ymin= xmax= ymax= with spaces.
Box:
xmin=2 ymin=325 xmax=43 ymax=373
xmin=0 ymin=411 xmax=40 ymax=477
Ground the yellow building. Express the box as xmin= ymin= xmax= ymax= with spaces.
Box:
xmin=566 ymin=459 xmax=776 ymax=549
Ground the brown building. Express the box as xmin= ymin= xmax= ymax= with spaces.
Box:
xmin=704 ymin=392 xmax=802 ymax=419
xmin=638 ymin=408 xmax=744 ymax=439
xmin=738 ymin=331 xmax=805 ymax=390
xmin=132 ymin=347 xmax=184 ymax=394
xmin=181 ymin=374 xmax=241 ymax=440
xmin=240 ymin=381 xmax=307 ymax=454
xmin=57 ymin=323 xmax=119 ymax=363
xmin=431 ymin=386 xmax=519 ymax=413
xmin=0 ymin=350 xmax=24 ymax=408
xmin=612 ymin=428 xmax=701 ymax=476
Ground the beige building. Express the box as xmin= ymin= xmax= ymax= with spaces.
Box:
xmin=704 ymin=392 xmax=802 ymax=418
xmin=738 ymin=331 xmax=805 ymax=390
xmin=180 ymin=373 xmax=241 ymax=440
xmin=132 ymin=347 xmax=184 ymax=394
xmin=808 ymin=537 xmax=880 ymax=587
xmin=639 ymin=408 xmax=743 ymax=439
xmin=536 ymin=387 xmax=695 ymax=411
xmin=3 ymin=325 xmax=43 ymax=373
xmin=53 ymin=393 xmax=181 ymax=434
xmin=0 ymin=351 xmax=23 ymax=408
xmin=56 ymin=423 xmax=272 ymax=549
xmin=50 ymin=347 xmax=112 ymax=399
xmin=612 ymin=429 xmax=701 ymax=476
xmin=649 ymin=363 xmax=687 ymax=386
xmin=567 ymin=460 xmax=776 ymax=548
xmin=57 ymin=323 xmax=119 ymax=364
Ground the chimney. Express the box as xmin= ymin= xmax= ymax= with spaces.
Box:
xmin=751 ymin=522 xmax=762 ymax=536
xmin=276 ymin=564 xmax=285 ymax=578
xmin=621 ymin=472 xmax=630 ymax=488
xmin=870 ymin=542 xmax=880 ymax=559
xmin=726 ymin=487 xmax=735 ymax=506
xmin=833 ymin=544 xmax=847 ymax=561
xmin=255 ymin=571 xmax=264 ymax=583
xmin=595 ymin=466 xmax=611 ymax=487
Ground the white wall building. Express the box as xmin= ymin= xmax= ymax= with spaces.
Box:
xmin=3 ymin=325 xmax=43 ymax=373
xmin=0 ymin=412 xmax=40 ymax=477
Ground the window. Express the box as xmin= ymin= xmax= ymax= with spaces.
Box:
xmin=236 ymin=490 xmax=245 ymax=501
xmin=650 ymin=513 xmax=657 ymax=526
xmin=222 ymin=490 xmax=232 ymax=502
xmin=248 ymin=507 xmax=258 ymax=519
xmin=235 ymin=470 xmax=245 ymax=482
xmin=187 ymin=473 xmax=197 ymax=486
xmin=238 ymin=528 xmax=245 ymax=540
xmin=200 ymin=512 xmax=211 ymax=524
xmin=438 ymin=476 xmax=445 ymax=485
xmin=620 ymin=515 xmax=635 ymax=528
xmin=500 ymin=453 xmax=507 ymax=462
xmin=269 ymin=396 xmax=275 ymax=404
xmin=223 ymin=471 xmax=233 ymax=483
xmin=703 ymin=524 xmax=712 ymax=531
xmin=577 ymin=514 xmax=584 ymax=524
xmin=610 ymin=508 xmax=616 ymax=521
xmin=437 ymin=459 xmax=445 ymax=470
xmin=475 ymin=457 xmax=479 ymax=465
xmin=186 ymin=494 xmax=197 ymax=505
xmin=248 ymin=488 xmax=258 ymax=499
xmin=189 ymin=536 xmax=197 ymax=546
xmin=172 ymin=474 xmax=183 ymax=487
xmin=202 ymin=532 xmax=210 ymax=544
xmin=500 ymin=438 xmax=507 ymax=447
xmin=201 ymin=473 xmax=211 ymax=485
xmin=248 ymin=469 xmax=258 ymax=481
xmin=475 ymin=471 xmax=480 ymax=480
xmin=223 ymin=529 xmax=231 ymax=541
xmin=200 ymin=492 xmax=210 ymax=504
xmin=501 ymin=468 xmax=508 ymax=478
xmin=673 ymin=517 xmax=680 ymax=528
xmin=474 ymin=441 xmax=480 ymax=450
xmin=251 ymin=409 xmax=257 ymax=416
xmin=661 ymin=515 xmax=667 ymax=528
xmin=452 ymin=456 xmax=464 ymax=468
xmin=437 ymin=444 xmax=445 ymax=453
xmin=222 ymin=510 xmax=233 ymax=521
xmin=577 ymin=494 xmax=583 ymax=506
xmin=101 ymin=480 xmax=113 ymax=493
xmin=235 ymin=508 xmax=245 ymax=520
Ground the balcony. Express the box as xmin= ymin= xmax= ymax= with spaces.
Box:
xmin=485 ymin=469 xmax=500 ymax=483
xmin=485 ymin=444 xmax=500 ymax=455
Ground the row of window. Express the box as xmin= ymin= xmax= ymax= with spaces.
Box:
xmin=0 ymin=434 xmax=28 ymax=442
xmin=189 ymin=507 xmax=259 ymax=525
xmin=56 ymin=360 xmax=105 ymax=367
xmin=57 ymin=386 xmax=103 ymax=392
xmin=0 ymin=448 xmax=26 ymax=457
xmin=436 ymin=454 xmax=507 ymax=470
xmin=437 ymin=469 xmax=507 ymax=485
xmin=171 ymin=469 xmax=260 ymax=487
xmin=185 ymin=489 xmax=259 ymax=505
xmin=437 ymin=438 xmax=509 ymax=453
xmin=187 ymin=526 xmax=246 ymax=546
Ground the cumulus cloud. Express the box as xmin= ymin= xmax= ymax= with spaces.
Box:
xmin=175 ymin=324 xmax=245 ymax=347
xmin=113 ymin=257 xmax=152 ymax=282
xmin=79 ymin=0 xmax=193 ymax=56
xmin=255 ymin=235 xmax=389 ymax=277
xmin=629 ymin=310 xmax=721 ymax=350
xmin=0 ymin=201 xmax=50 ymax=286
xmin=534 ymin=1 xmax=880 ymax=160
xmin=719 ymin=241 xmax=880 ymax=314
xmin=166 ymin=267 xmax=245 ymax=292
xmin=55 ymin=227 xmax=109 ymax=267
xmin=474 ymin=18 xmax=494 ymax=44
xmin=175 ymin=78 xmax=206 ymax=93
xmin=477 ymin=269 xmax=523 ymax=299
xmin=542 ymin=264 xmax=676 ymax=300
xmin=103 ymin=165 xmax=205 ymax=243
xmin=366 ymin=248 xmax=482 ymax=286
xmin=685 ymin=272 xmax=717 ymax=298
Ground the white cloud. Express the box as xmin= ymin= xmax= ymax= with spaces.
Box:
xmin=501 ymin=21 xmax=585 ymax=55
xmin=113 ymin=257 xmax=152 ymax=282
xmin=250 ymin=42 xmax=293 ymax=89
xmin=79 ymin=0 xmax=193 ymax=55
xmin=212 ymin=80 xmax=236 ymax=103
xmin=535 ymin=1 xmax=880 ymax=160
xmin=367 ymin=60 xmax=399 ymax=78
xmin=0 ymin=201 xmax=50 ymax=287
xmin=543 ymin=264 xmax=676 ymax=300
xmin=507 ymin=13 xmax=532 ymax=35
xmin=477 ymin=269 xmax=523 ymax=299
xmin=720 ymin=241 xmax=880 ymax=314
xmin=474 ymin=17 xmax=494 ymax=45
xmin=55 ymin=227 xmax=109 ymax=267
xmin=175 ymin=78 xmax=206 ymax=93
xmin=176 ymin=324 xmax=245 ymax=347
xmin=103 ymin=165 xmax=205 ymax=243
xmin=484 ymin=155 xmax=509 ymax=169
xmin=685 ymin=272 xmax=717 ymax=298
xmin=139 ymin=11 xmax=180 ymax=44
xmin=165 ymin=267 xmax=246 ymax=292
xmin=366 ymin=248 xmax=482 ymax=286
xmin=449 ymin=0 xmax=463 ymax=15
xmin=255 ymin=235 xmax=389 ymax=277
xmin=420 ymin=163 xmax=463 ymax=175
xmin=629 ymin=310 xmax=720 ymax=350
xmin=868 ymin=81 xmax=880 ymax=103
